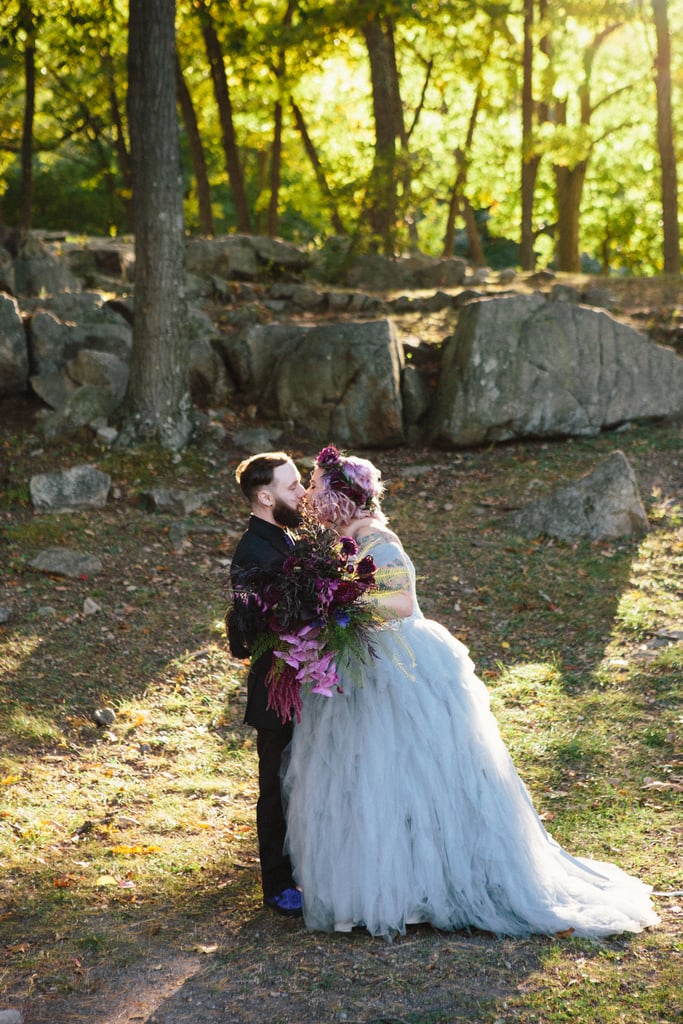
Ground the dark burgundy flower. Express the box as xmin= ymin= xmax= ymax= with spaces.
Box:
xmin=355 ymin=555 xmax=376 ymax=580
xmin=334 ymin=580 xmax=359 ymax=604
xmin=224 ymin=508 xmax=379 ymax=724
xmin=340 ymin=536 xmax=358 ymax=557
xmin=317 ymin=445 xmax=341 ymax=467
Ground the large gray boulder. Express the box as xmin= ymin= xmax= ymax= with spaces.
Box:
xmin=249 ymin=236 xmax=311 ymax=272
xmin=0 ymin=293 xmax=28 ymax=396
xmin=430 ymin=294 xmax=683 ymax=447
xmin=14 ymin=235 xmax=82 ymax=296
xmin=219 ymin=319 xmax=404 ymax=447
xmin=27 ymin=292 xmax=133 ymax=361
xmin=28 ymin=547 xmax=104 ymax=578
xmin=26 ymin=296 xmax=132 ymax=416
xmin=509 ymin=450 xmax=649 ymax=541
xmin=63 ymin=238 xmax=135 ymax=283
xmin=28 ymin=297 xmax=132 ymax=368
xmin=344 ymin=254 xmax=465 ymax=292
xmin=66 ymin=349 xmax=129 ymax=406
xmin=184 ymin=305 xmax=232 ymax=407
xmin=185 ymin=235 xmax=309 ymax=281
xmin=0 ymin=247 xmax=15 ymax=294
xmin=52 ymin=383 xmax=121 ymax=430
xmin=30 ymin=464 xmax=111 ymax=512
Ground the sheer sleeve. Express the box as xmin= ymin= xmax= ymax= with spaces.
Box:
xmin=355 ymin=527 xmax=415 ymax=621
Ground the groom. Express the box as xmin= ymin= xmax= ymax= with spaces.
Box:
xmin=227 ymin=451 xmax=305 ymax=917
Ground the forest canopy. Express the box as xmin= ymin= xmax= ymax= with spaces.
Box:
xmin=0 ymin=0 xmax=680 ymax=275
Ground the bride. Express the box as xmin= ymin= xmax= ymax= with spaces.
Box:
xmin=281 ymin=445 xmax=660 ymax=940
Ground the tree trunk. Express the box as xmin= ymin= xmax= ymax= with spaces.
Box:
xmin=121 ymin=0 xmax=192 ymax=451
xmin=442 ymin=88 xmax=482 ymax=259
xmin=652 ymin=0 xmax=680 ymax=273
xmin=268 ymin=101 xmax=283 ymax=237
xmin=103 ymin=48 xmax=134 ymax=233
xmin=195 ymin=0 xmax=252 ymax=234
xmin=176 ymin=56 xmax=215 ymax=236
xmin=550 ymin=24 xmax=619 ymax=273
xmin=266 ymin=0 xmax=296 ymax=238
xmin=361 ymin=15 xmax=402 ymax=253
xmin=520 ymin=0 xmax=551 ymax=270
xmin=462 ymin=199 xmax=485 ymax=266
xmin=553 ymin=160 xmax=587 ymax=273
xmin=19 ymin=0 xmax=35 ymax=241
xmin=519 ymin=0 xmax=537 ymax=270
xmin=291 ymin=102 xmax=345 ymax=234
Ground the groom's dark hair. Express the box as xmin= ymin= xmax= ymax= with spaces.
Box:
xmin=235 ymin=451 xmax=291 ymax=504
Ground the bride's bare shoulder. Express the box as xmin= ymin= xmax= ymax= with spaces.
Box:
xmin=354 ymin=520 xmax=402 ymax=547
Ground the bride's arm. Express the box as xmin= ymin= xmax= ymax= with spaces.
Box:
xmin=355 ymin=527 xmax=415 ymax=620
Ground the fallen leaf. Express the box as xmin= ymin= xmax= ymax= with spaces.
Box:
xmin=110 ymin=844 xmax=161 ymax=855
xmin=54 ymin=875 xmax=76 ymax=888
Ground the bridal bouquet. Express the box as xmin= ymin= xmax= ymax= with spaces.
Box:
xmin=226 ymin=514 xmax=379 ymax=723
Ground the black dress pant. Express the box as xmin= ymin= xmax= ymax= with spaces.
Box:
xmin=256 ymin=724 xmax=294 ymax=900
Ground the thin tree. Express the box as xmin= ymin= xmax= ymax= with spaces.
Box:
xmin=519 ymin=0 xmax=537 ymax=270
xmin=290 ymin=102 xmax=345 ymax=234
xmin=176 ymin=55 xmax=215 ymax=236
xmin=651 ymin=0 xmax=680 ymax=273
xmin=551 ymin=23 xmax=623 ymax=272
xmin=119 ymin=0 xmax=192 ymax=450
xmin=103 ymin=44 xmax=134 ymax=234
xmin=18 ymin=0 xmax=35 ymax=241
xmin=442 ymin=86 xmax=484 ymax=262
xmin=264 ymin=0 xmax=297 ymax=236
xmin=361 ymin=11 xmax=404 ymax=252
xmin=194 ymin=0 xmax=252 ymax=234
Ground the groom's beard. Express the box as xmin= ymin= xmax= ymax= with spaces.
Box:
xmin=273 ymin=498 xmax=303 ymax=530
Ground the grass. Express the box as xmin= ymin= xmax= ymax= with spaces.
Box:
xmin=0 ymin=413 xmax=681 ymax=1023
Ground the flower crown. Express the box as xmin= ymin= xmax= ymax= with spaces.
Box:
xmin=316 ymin=445 xmax=375 ymax=511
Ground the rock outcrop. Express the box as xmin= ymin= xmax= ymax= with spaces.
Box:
xmin=430 ymin=295 xmax=683 ymax=447
xmin=219 ymin=319 xmax=404 ymax=447
xmin=508 ymin=450 xmax=649 ymax=541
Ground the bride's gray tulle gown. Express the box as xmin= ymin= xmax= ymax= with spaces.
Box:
xmin=281 ymin=530 xmax=660 ymax=940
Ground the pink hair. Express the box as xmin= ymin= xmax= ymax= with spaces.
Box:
xmin=312 ymin=455 xmax=387 ymax=528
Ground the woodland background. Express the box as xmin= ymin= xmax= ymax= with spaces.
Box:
xmin=1 ymin=0 xmax=681 ymax=276
xmin=1 ymin=0 xmax=682 ymax=451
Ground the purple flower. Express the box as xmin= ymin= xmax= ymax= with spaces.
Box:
xmin=340 ymin=536 xmax=358 ymax=557
xmin=355 ymin=555 xmax=376 ymax=580
xmin=229 ymin=508 xmax=380 ymax=724
xmin=317 ymin=445 xmax=341 ymax=467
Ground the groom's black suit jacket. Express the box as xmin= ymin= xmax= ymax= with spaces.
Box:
xmin=228 ymin=514 xmax=293 ymax=732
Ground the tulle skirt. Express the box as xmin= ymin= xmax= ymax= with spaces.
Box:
xmin=282 ymin=615 xmax=660 ymax=940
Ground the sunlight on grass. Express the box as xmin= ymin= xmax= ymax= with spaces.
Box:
xmin=0 ymin=633 xmax=43 ymax=674
xmin=491 ymin=660 xmax=564 ymax=704
xmin=618 ymin=529 xmax=683 ymax=626
xmin=3 ymin=708 xmax=66 ymax=746
xmin=509 ymin=935 xmax=683 ymax=1024
xmin=649 ymin=644 xmax=683 ymax=671
xmin=647 ymin=487 xmax=682 ymax=527
xmin=615 ymin=589 xmax=661 ymax=637
xmin=1 ymin=420 xmax=680 ymax=1015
